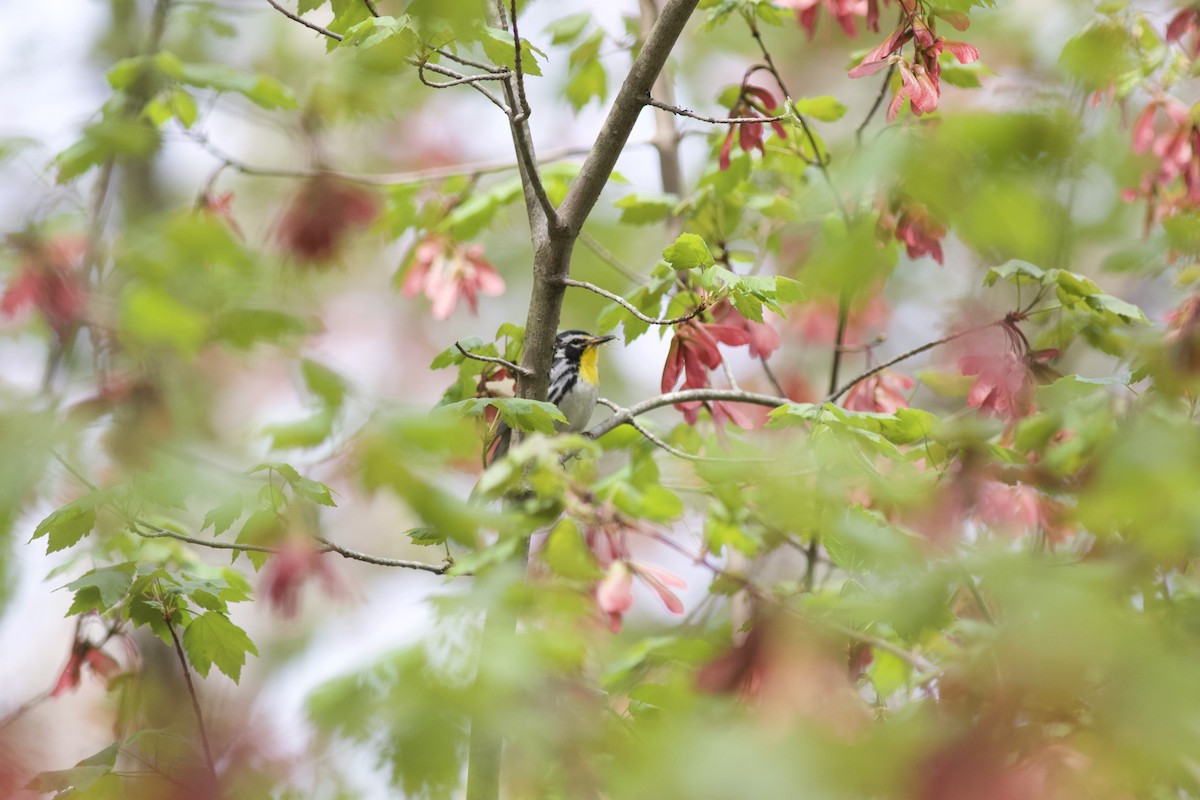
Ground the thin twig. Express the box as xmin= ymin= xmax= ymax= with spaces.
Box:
xmin=644 ymin=96 xmax=786 ymax=126
xmin=499 ymin=0 xmax=561 ymax=229
xmin=825 ymin=325 xmax=990 ymax=404
xmin=855 ymin=62 xmax=897 ymax=144
xmin=595 ymin=398 xmax=770 ymax=462
xmin=563 ymin=279 xmax=707 ymax=325
xmin=361 ymin=0 xmax=379 ymax=16
xmin=415 ymin=59 xmax=511 ymax=114
xmin=188 ymin=132 xmax=587 ymax=187
xmin=416 ymin=64 xmax=510 ymax=89
xmin=587 ymin=387 xmax=787 ymax=439
xmin=823 ymin=620 xmax=941 ymax=677
xmin=264 ymin=0 xmax=342 ymax=40
xmin=162 ymin=610 xmax=218 ymax=786
xmin=960 ymin=569 xmax=996 ymax=625
xmin=828 ymin=294 xmax=851 ymax=396
xmin=508 ymin=0 xmax=532 ymax=123
xmin=315 ymin=537 xmax=455 ymax=573
xmin=434 ymin=48 xmax=507 ymax=75
xmin=52 ymin=454 xmax=455 ymax=574
xmin=579 ymin=232 xmax=647 ymax=283
xmin=759 ymin=356 xmax=788 ymax=398
xmin=455 ymin=342 xmax=532 ymax=377
xmin=132 ymin=522 xmax=454 ymax=574
xmin=0 ymin=689 xmax=52 ymax=730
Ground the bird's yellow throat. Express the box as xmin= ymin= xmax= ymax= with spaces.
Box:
xmin=580 ymin=345 xmax=600 ymax=385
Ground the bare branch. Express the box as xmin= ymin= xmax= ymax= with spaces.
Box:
xmin=587 ymin=387 xmax=786 ymax=440
xmin=579 ymin=231 xmax=647 ymax=283
xmin=644 ymin=95 xmax=785 ymax=126
xmin=316 ymin=537 xmax=455 ymax=574
xmin=415 ymin=60 xmax=511 ymax=114
xmin=455 ymin=342 xmax=532 ymax=377
xmin=416 ymin=64 xmax=510 ymax=89
xmin=434 ymin=47 xmax=507 ymax=74
xmin=188 ymin=132 xmax=588 ymax=187
xmin=563 ymin=279 xmax=707 ymax=325
xmin=508 ymin=0 xmax=532 ymax=124
xmin=823 ymin=620 xmax=941 ymax=677
xmin=856 ymin=62 xmax=897 ymax=144
xmin=596 ymin=398 xmax=771 ymax=462
xmin=824 ymin=325 xmax=990 ymax=404
xmin=264 ymin=0 xmax=343 ymax=41
xmin=162 ymin=608 xmax=218 ymax=786
xmin=133 ymin=522 xmax=453 ymax=574
xmin=362 ymin=0 xmax=379 ymax=17
xmin=496 ymin=0 xmax=561 ymax=230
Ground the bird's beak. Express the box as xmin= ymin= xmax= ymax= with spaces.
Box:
xmin=586 ymin=335 xmax=618 ymax=347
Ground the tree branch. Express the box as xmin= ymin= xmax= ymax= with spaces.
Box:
xmin=264 ymin=0 xmax=342 ymax=40
xmin=856 ymin=62 xmax=897 ymax=144
xmin=189 ymin=132 xmax=588 ymax=187
xmin=644 ymin=96 xmax=786 ymax=126
xmin=415 ymin=64 xmax=510 ymax=89
xmin=825 ymin=326 xmax=986 ymax=404
xmin=132 ymin=522 xmax=454 ymax=574
xmin=455 ymin=342 xmax=532 ymax=377
xmin=559 ymin=0 xmax=700 ymax=235
xmin=596 ymin=398 xmax=770 ymax=462
xmin=497 ymin=1 xmax=561 ymax=230
xmin=416 ymin=59 xmax=511 ymax=114
xmin=517 ymin=0 xmax=701 ymax=428
xmin=563 ymin=279 xmax=707 ymax=325
xmin=578 ymin=232 xmax=647 ymax=283
xmin=587 ymin=387 xmax=786 ymax=439
xmin=162 ymin=609 xmax=218 ymax=787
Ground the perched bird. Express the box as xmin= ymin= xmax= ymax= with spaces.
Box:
xmin=489 ymin=330 xmax=617 ymax=462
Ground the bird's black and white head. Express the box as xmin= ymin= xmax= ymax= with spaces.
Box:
xmin=554 ymin=329 xmax=616 ymax=362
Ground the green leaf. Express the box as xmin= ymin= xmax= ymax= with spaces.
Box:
xmin=1058 ymin=22 xmax=1140 ymax=92
xmin=406 ymin=526 xmax=446 ymax=546
xmin=212 ymin=308 xmax=312 ymax=349
xmin=543 ymin=518 xmax=602 ymax=579
xmin=292 ymin=477 xmax=337 ymax=507
xmin=64 ymin=563 xmax=136 ymax=614
xmin=792 ymin=95 xmax=847 ymax=122
xmin=1163 ymin=212 xmax=1200 ymax=256
xmin=202 ymin=495 xmax=244 ymax=536
xmin=181 ymin=611 xmax=258 ymax=682
xmin=119 ymin=284 xmax=209 ymax=354
xmin=264 ymin=408 xmax=335 ymax=449
xmin=302 ymin=359 xmax=348 ymax=410
xmin=614 ymin=193 xmax=677 ymax=225
xmin=480 ymin=27 xmax=544 ymax=77
xmin=663 ymin=233 xmax=715 ymax=270
xmin=546 ymin=12 xmax=591 ymax=45
xmin=33 ymin=500 xmax=97 ymax=554
xmin=178 ymin=63 xmax=298 ymax=109
xmin=440 ymin=398 xmax=566 ymax=434
xmin=56 ymin=118 xmax=160 ymax=182
xmin=341 ymin=15 xmax=417 ymax=50
xmin=565 ymin=57 xmax=607 ymax=111
xmin=983 ymin=259 xmax=1046 ymax=287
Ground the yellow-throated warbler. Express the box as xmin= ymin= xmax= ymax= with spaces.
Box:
xmin=489 ymin=330 xmax=616 ymax=462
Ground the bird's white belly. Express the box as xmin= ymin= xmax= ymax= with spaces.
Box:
xmin=556 ymin=381 xmax=599 ymax=432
